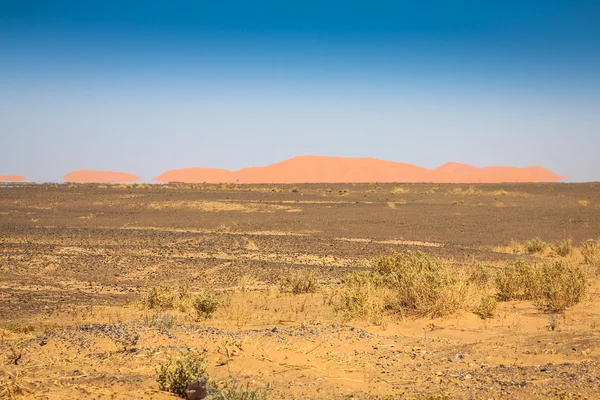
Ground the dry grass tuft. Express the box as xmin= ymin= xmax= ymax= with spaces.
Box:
xmin=581 ymin=239 xmax=600 ymax=272
xmin=142 ymin=285 xmax=218 ymax=320
xmin=524 ymin=237 xmax=547 ymax=254
xmin=551 ymin=239 xmax=573 ymax=257
xmin=279 ymin=269 xmax=319 ymax=295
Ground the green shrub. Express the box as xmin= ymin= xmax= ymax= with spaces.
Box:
xmin=279 ymin=269 xmax=319 ymax=294
xmin=156 ymin=351 xmax=207 ymax=397
xmin=524 ymin=237 xmax=547 ymax=254
xmin=551 ymin=239 xmax=573 ymax=257
xmin=194 ymin=291 xmax=219 ymax=321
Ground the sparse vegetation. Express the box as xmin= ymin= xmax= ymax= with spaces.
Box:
xmin=524 ymin=237 xmax=547 ymax=254
xmin=279 ymin=269 xmax=319 ymax=294
xmin=581 ymin=239 xmax=600 ymax=270
xmin=142 ymin=285 xmax=195 ymax=312
xmin=475 ymin=294 xmax=497 ymax=319
xmin=533 ymin=260 xmax=587 ymax=312
xmin=142 ymin=286 xmax=218 ymax=320
xmin=194 ymin=291 xmax=219 ymax=321
xmin=210 ymin=376 xmax=271 ymax=400
xmin=156 ymin=351 xmax=208 ymax=397
xmin=552 ymin=239 xmax=573 ymax=257
xmin=337 ymin=252 xmax=490 ymax=321
xmin=496 ymin=260 xmax=543 ymax=301
xmin=496 ymin=259 xmax=587 ymax=312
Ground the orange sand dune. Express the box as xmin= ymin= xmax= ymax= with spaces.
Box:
xmin=154 ymin=156 xmax=565 ymax=184
xmin=64 ymin=170 xmax=140 ymax=183
xmin=0 ymin=175 xmax=25 ymax=182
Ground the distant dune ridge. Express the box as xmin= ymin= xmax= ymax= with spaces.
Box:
xmin=154 ymin=156 xmax=565 ymax=184
xmin=63 ymin=170 xmax=140 ymax=183
xmin=0 ymin=175 xmax=25 ymax=182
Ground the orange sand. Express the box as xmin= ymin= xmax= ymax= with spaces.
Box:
xmin=0 ymin=175 xmax=25 ymax=182
xmin=64 ymin=170 xmax=140 ymax=183
xmin=154 ymin=156 xmax=565 ymax=184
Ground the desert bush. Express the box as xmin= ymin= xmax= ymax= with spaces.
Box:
xmin=534 ymin=260 xmax=587 ymax=312
xmin=337 ymin=252 xmax=489 ymax=321
xmin=495 ymin=259 xmax=587 ymax=312
xmin=142 ymin=286 xmax=218 ymax=320
xmin=524 ymin=237 xmax=547 ymax=254
xmin=335 ymin=272 xmax=390 ymax=326
xmin=495 ymin=260 xmax=542 ymax=301
xmin=475 ymin=294 xmax=497 ymax=320
xmin=194 ymin=291 xmax=219 ymax=321
xmin=156 ymin=351 xmax=207 ymax=397
xmin=142 ymin=285 xmax=194 ymax=312
xmin=279 ymin=269 xmax=319 ymax=294
xmin=551 ymin=239 xmax=573 ymax=257
xmin=581 ymin=239 xmax=600 ymax=269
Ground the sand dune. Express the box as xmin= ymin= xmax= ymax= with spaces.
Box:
xmin=0 ymin=175 xmax=25 ymax=182
xmin=154 ymin=156 xmax=565 ymax=183
xmin=64 ymin=170 xmax=140 ymax=183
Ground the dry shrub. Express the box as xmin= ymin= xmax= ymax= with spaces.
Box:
xmin=142 ymin=312 xmax=179 ymax=330
xmin=581 ymin=239 xmax=600 ymax=271
xmin=142 ymin=285 xmax=195 ymax=312
xmin=156 ymin=351 xmax=207 ymax=397
xmin=337 ymin=252 xmax=490 ymax=321
xmin=524 ymin=237 xmax=547 ymax=254
xmin=551 ymin=239 xmax=573 ymax=257
xmin=142 ymin=286 xmax=218 ymax=320
xmin=534 ymin=261 xmax=587 ymax=313
xmin=194 ymin=292 xmax=219 ymax=321
xmin=335 ymin=272 xmax=391 ymax=326
xmin=279 ymin=269 xmax=319 ymax=294
xmin=475 ymin=294 xmax=497 ymax=320
xmin=495 ymin=260 xmax=587 ymax=312
xmin=495 ymin=260 xmax=542 ymax=301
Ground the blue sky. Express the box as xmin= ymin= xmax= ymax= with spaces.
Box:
xmin=1 ymin=1 xmax=599 ymax=181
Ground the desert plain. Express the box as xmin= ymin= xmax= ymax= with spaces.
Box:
xmin=1 ymin=182 xmax=600 ymax=399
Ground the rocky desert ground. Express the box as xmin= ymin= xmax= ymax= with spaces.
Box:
xmin=1 ymin=182 xmax=599 ymax=399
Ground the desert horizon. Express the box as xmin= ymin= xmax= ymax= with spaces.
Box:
xmin=2 ymin=155 xmax=569 ymax=184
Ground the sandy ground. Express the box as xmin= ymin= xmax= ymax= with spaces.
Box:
xmin=1 ymin=182 xmax=599 ymax=399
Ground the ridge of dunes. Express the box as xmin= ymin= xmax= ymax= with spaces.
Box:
xmin=63 ymin=170 xmax=141 ymax=183
xmin=154 ymin=156 xmax=565 ymax=184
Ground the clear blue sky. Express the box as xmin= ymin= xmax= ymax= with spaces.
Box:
xmin=1 ymin=1 xmax=599 ymax=181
